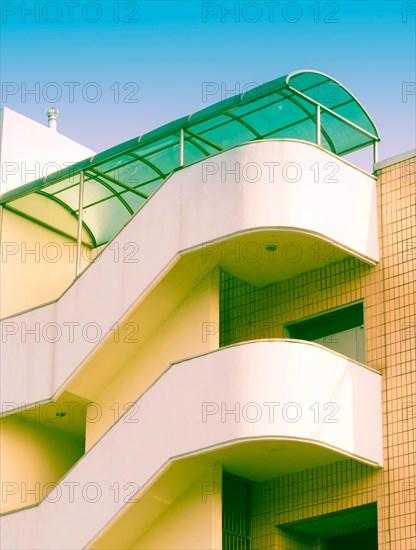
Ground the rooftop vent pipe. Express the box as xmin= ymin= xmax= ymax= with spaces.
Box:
xmin=47 ymin=107 xmax=59 ymax=131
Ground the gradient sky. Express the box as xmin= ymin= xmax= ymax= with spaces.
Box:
xmin=1 ymin=0 xmax=415 ymax=170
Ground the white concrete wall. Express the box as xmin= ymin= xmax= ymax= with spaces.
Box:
xmin=0 ymin=108 xmax=94 ymax=194
xmin=0 ymin=140 xmax=379 ymax=413
xmin=132 ymin=466 xmax=222 ymax=550
xmin=0 ymin=209 xmax=92 ymax=318
xmin=0 ymin=341 xmax=382 ymax=550
xmin=85 ymin=271 xmax=219 ymax=449
xmin=0 ymin=416 xmax=85 ymax=514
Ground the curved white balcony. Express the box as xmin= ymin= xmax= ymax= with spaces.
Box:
xmin=1 ymin=139 xmax=379 ymax=412
xmin=0 ymin=341 xmax=382 ymax=549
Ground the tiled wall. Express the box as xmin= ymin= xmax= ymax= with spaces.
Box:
xmin=251 ymin=460 xmax=378 ymax=549
xmin=219 ymin=155 xmax=416 ymax=549
xmin=376 ymin=156 xmax=415 ymax=550
xmin=220 ymin=257 xmax=373 ymax=356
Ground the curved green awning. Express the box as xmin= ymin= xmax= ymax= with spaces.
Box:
xmin=0 ymin=70 xmax=379 ymax=248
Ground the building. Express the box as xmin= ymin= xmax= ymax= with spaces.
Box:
xmin=0 ymin=70 xmax=414 ymax=549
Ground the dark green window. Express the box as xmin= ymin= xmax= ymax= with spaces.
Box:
xmin=279 ymin=502 xmax=377 ymax=549
xmin=285 ymin=302 xmax=365 ymax=363
xmin=325 ymin=528 xmax=378 ymax=549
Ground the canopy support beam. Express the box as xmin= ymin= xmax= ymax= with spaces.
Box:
xmin=287 ymin=85 xmax=378 ymax=142
xmin=373 ymin=141 xmax=378 ymax=165
xmin=75 ymin=170 xmax=85 ymax=277
xmin=180 ymin=129 xmax=184 ymax=166
xmin=316 ymin=105 xmax=321 ymax=146
xmin=90 ymin=168 xmax=149 ymax=199
xmin=185 ymin=129 xmax=223 ymax=151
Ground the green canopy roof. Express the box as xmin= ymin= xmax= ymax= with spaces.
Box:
xmin=1 ymin=70 xmax=379 ymax=248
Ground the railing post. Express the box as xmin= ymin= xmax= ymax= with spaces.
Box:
xmin=373 ymin=141 xmax=378 ymax=165
xmin=75 ymin=170 xmax=85 ymax=277
xmin=179 ymin=128 xmax=184 ymax=166
xmin=316 ymin=105 xmax=321 ymax=146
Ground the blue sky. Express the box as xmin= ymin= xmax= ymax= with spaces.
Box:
xmin=1 ymin=0 xmax=415 ymax=167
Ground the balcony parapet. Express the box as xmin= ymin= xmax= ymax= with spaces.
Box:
xmin=1 ymin=340 xmax=382 ymax=549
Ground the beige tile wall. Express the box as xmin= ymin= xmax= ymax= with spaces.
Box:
xmin=250 ymin=460 xmax=378 ymax=549
xmin=220 ymin=155 xmax=416 ymax=549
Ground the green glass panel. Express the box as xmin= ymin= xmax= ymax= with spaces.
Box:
xmin=202 ymin=120 xmax=255 ymax=148
xmin=97 ymin=154 xmax=135 ymax=173
xmin=231 ymin=90 xmax=285 ymax=118
xmin=312 ymin=81 xmax=352 ymax=108
xmin=116 ymin=191 xmax=147 ymax=212
xmin=134 ymin=135 xmax=178 ymax=158
xmin=45 ymin=175 xmax=81 ymax=196
xmin=288 ymin=71 xmax=329 ymax=94
xmin=82 ymin=195 xmax=131 ymax=245
xmin=183 ymin=141 xmax=210 ymax=164
xmin=244 ymin=99 xmax=311 ymax=137
xmin=74 ymin=179 xmax=113 ymax=209
xmin=186 ymin=136 xmax=219 ymax=156
xmin=189 ymin=114 xmax=233 ymax=136
xmin=288 ymin=71 xmax=377 ymax=137
xmin=107 ymin=161 xmax=158 ymax=186
xmin=146 ymin=144 xmax=180 ymax=174
xmin=267 ymin=118 xmax=317 ymax=144
xmin=321 ymin=111 xmax=371 ymax=154
xmin=1 ymin=71 xmax=378 ymax=248
xmin=132 ymin=178 xmax=163 ymax=196
xmin=332 ymin=102 xmax=376 ymax=135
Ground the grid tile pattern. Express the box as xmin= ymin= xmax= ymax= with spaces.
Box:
xmin=220 ymin=155 xmax=416 ymax=549
xmin=250 ymin=460 xmax=378 ymax=549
